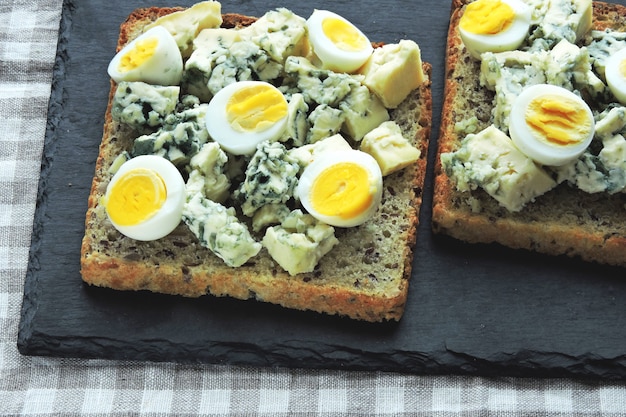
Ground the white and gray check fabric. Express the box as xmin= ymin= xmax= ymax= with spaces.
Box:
xmin=2 ymin=0 xmax=626 ymax=415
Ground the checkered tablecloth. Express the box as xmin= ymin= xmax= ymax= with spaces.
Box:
xmin=2 ymin=0 xmax=626 ymax=415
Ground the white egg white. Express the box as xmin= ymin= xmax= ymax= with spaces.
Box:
xmin=306 ymin=9 xmax=373 ymax=73
xmin=107 ymin=26 xmax=183 ymax=86
xmin=297 ymin=149 xmax=383 ymax=227
xmin=104 ymin=155 xmax=185 ymax=241
xmin=605 ymin=47 xmax=626 ymax=105
xmin=508 ymin=84 xmax=595 ymax=166
xmin=459 ymin=0 xmax=531 ymax=59
xmin=205 ymin=81 xmax=289 ymax=156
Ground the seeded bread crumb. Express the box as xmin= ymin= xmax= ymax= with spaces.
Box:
xmin=80 ymin=7 xmax=432 ymax=322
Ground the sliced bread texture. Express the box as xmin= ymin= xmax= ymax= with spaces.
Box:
xmin=433 ymin=0 xmax=626 ymax=267
xmin=80 ymin=4 xmax=432 ymax=322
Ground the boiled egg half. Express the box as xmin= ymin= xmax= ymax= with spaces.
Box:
xmin=297 ymin=150 xmax=383 ymax=227
xmin=103 ymin=155 xmax=185 ymax=241
xmin=605 ymin=47 xmax=626 ymax=105
xmin=306 ymin=9 xmax=373 ymax=73
xmin=205 ymin=81 xmax=289 ymax=155
xmin=459 ymin=0 xmax=531 ymax=59
xmin=508 ymin=84 xmax=595 ymax=166
xmin=107 ymin=26 xmax=183 ymax=86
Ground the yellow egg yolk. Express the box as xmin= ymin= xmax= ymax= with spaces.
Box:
xmin=321 ymin=17 xmax=369 ymax=52
xmin=310 ymin=162 xmax=374 ymax=220
xmin=525 ymin=95 xmax=592 ymax=146
xmin=106 ymin=168 xmax=167 ymax=226
xmin=460 ymin=0 xmax=515 ymax=35
xmin=118 ymin=37 xmax=159 ymax=73
xmin=226 ymin=84 xmax=288 ymax=132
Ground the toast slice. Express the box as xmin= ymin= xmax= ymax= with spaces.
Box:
xmin=433 ymin=0 xmax=626 ymax=267
xmin=80 ymin=5 xmax=432 ymax=321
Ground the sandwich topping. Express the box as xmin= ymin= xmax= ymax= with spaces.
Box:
xmin=102 ymin=1 xmax=426 ymax=274
xmin=442 ymin=0 xmax=626 ymax=212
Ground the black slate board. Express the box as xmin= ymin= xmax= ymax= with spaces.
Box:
xmin=17 ymin=0 xmax=626 ymax=380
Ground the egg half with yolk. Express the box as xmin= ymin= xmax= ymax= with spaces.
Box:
xmin=297 ymin=150 xmax=383 ymax=227
xmin=205 ymin=81 xmax=289 ymax=155
xmin=107 ymin=26 xmax=183 ymax=86
xmin=306 ymin=9 xmax=373 ymax=73
xmin=605 ymin=47 xmax=626 ymax=105
xmin=508 ymin=84 xmax=595 ymax=166
xmin=103 ymin=155 xmax=185 ymax=241
xmin=459 ymin=0 xmax=531 ymax=59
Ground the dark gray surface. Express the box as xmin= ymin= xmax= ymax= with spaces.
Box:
xmin=17 ymin=0 xmax=626 ymax=379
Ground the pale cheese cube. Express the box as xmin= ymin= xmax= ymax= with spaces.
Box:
xmin=359 ymin=40 xmax=425 ymax=108
xmin=360 ymin=121 xmax=420 ymax=176
xmin=262 ymin=210 xmax=338 ymax=276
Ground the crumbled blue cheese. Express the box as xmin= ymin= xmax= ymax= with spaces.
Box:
xmin=185 ymin=142 xmax=231 ymax=204
xmin=111 ymin=82 xmax=180 ymax=131
xmin=284 ymin=56 xmax=358 ymax=106
xmin=234 ymin=141 xmax=300 ymax=217
xmin=184 ymin=36 xmax=282 ymax=102
xmin=339 ymin=83 xmax=389 ymax=141
xmin=279 ymin=93 xmax=309 ymax=147
xmin=306 ymin=104 xmax=345 ymax=144
xmin=239 ymin=8 xmax=308 ymax=63
xmin=183 ymin=192 xmax=261 ymax=267
xmin=251 ymin=203 xmax=292 ymax=233
xmin=262 ymin=209 xmax=339 ymax=276
xmin=287 ymin=133 xmax=352 ymax=170
xmin=526 ymin=0 xmax=592 ymax=50
xmin=480 ymin=39 xmax=598 ymax=130
xmin=587 ymin=29 xmax=626 ymax=79
xmin=554 ymin=106 xmax=626 ymax=193
xmin=131 ymin=104 xmax=210 ymax=167
xmin=441 ymin=125 xmax=557 ymax=212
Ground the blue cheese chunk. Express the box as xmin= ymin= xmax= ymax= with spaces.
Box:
xmin=239 ymin=8 xmax=309 ymax=63
xmin=234 ymin=142 xmax=300 ymax=217
xmin=306 ymin=104 xmax=345 ymax=144
xmin=262 ymin=209 xmax=339 ymax=276
xmin=185 ymin=142 xmax=231 ymax=204
xmin=183 ymin=192 xmax=261 ymax=267
xmin=251 ymin=203 xmax=292 ymax=233
xmin=526 ymin=0 xmax=592 ymax=50
xmin=132 ymin=104 xmax=210 ymax=167
xmin=339 ymin=83 xmax=389 ymax=141
xmin=111 ymin=82 xmax=179 ymax=131
xmin=441 ymin=125 xmax=557 ymax=212
xmin=284 ymin=56 xmax=357 ymax=106
xmin=287 ymin=133 xmax=352 ymax=170
xmin=184 ymin=36 xmax=282 ymax=102
xmin=555 ymin=106 xmax=626 ymax=194
xmin=279 ymin=93 xmax=309 ymax=147
xmin=587 ymin=29 xmax=626 ymax=79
